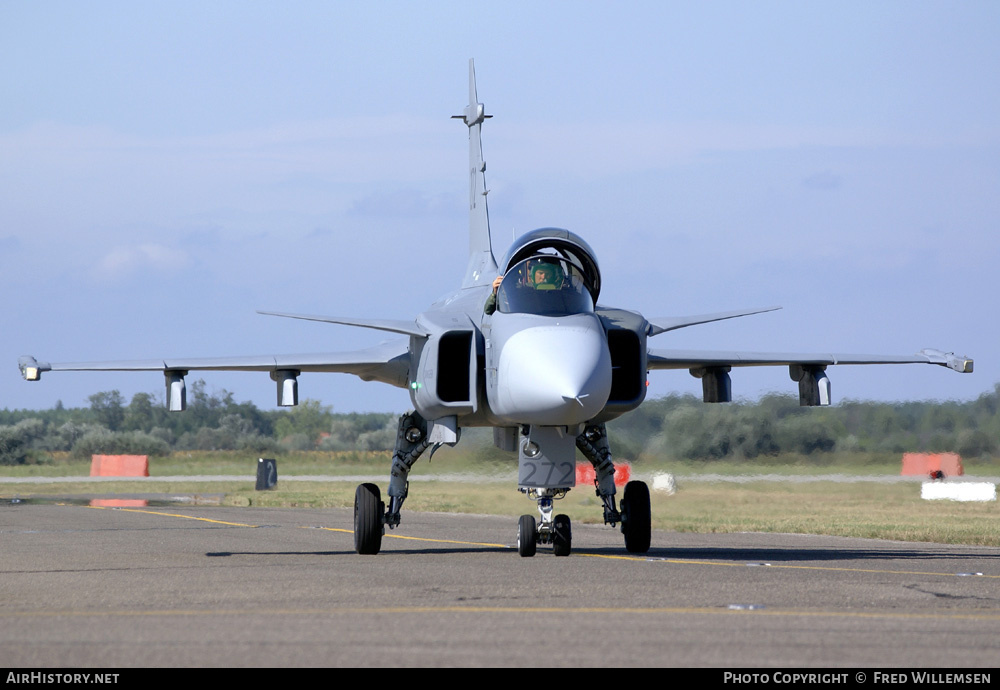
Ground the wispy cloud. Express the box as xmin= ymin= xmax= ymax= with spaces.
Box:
xmin=92 ymin=244 xmax=190 ymax=282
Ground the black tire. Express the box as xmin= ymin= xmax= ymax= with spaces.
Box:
xmin=354 ymin=483 xmax=383 ymax=555
xmin=553 ymin=513 xmax=572 ymax=557
xmin=621 ymin=481 xmax=651 ymax=554
xmin=517 ymin=514 xmax=537 ymax=557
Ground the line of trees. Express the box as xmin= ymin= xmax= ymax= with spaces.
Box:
xmin=1 ymin=382 xmax=998 ymax=465
xmin=0 ymin=381 xmax=396 ymax=465
xmin=607 ymin=386 xmax=999 ymax=463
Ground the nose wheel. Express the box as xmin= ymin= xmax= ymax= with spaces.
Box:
xmin=552 ymin=513 xmax=572 ymax=557
xmin=517 ymin=489 xmax=572 ymax=557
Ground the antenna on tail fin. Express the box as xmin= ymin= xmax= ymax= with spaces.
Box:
xmin=452 ymin=58 xmax=498 ymax=288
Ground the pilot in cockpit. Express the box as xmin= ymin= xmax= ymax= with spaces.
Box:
xmin=485 ymin=256 xmax=590 ymax=316
xmin=485 ymin=261 xmax=565 ymax=315
xmin=528 ymin=262 xmax=562 ymax=290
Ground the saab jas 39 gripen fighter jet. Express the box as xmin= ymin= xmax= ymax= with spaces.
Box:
xmin=19 ymin=60 xmax=973 ymax=557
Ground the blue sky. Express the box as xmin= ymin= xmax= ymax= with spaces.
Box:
xmin=2 ymin=1 xmax=997 ymax=414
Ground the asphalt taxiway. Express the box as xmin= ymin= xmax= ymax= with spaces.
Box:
xmin=1 ymin=501 xmax=998 ymax=667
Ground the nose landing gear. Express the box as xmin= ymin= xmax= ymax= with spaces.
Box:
xmin=517 ymin=489 xmax=572 ymax=557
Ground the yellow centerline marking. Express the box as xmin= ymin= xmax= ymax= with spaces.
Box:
xmin=84 ymin=504 xmax=258 ymax=528
xmin=308 ymin=525 xmax=507 ymax=548
xmin=580 ymin=552 xmax=1000 ymax=578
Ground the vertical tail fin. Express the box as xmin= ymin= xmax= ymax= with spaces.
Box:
xmin=452 ymin=58 xmax=498 ymax=288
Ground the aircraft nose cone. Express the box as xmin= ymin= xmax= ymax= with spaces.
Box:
xmin=496 ymin=323 xmax=612 ymax=426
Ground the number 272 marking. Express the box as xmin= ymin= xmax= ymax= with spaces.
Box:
xmin=521 ymin=461 xmax=574 ymax=486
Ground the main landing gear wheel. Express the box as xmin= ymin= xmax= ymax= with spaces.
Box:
xmin=517 ymin=514 xmax=537 ymax=557
xmin=354 ymin=483 xmax=384 ymax=555
xmin=552 ymin=514 xmax=572 ymax=557
xmin=621 ymin=480 xmax=651 ymax=554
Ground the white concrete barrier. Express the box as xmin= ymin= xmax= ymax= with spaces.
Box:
xmin=921 ymin=482 xmax=996 ymax=502
xmin=652 ymin=473 xmax=676 ymax=495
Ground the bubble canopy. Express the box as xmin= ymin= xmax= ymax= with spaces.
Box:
xmin=498 ymin=228 xmax=602 ymax=303
xmin=496 ymin=254 xmax=595 ymax=316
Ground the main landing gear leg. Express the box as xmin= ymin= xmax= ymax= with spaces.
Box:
xmin=576 ymin=424 xmax=652 ymax=554
xmin=384 ymin=411 xmax=430 ymax=528
xmin=576 ymin=424 xmax=621 ymax=526
xmin=354 ymin=412 xmax=431 ymax=555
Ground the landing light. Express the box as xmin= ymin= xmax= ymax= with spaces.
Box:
xmin=522 ymin=441 xmax=540 ymax=458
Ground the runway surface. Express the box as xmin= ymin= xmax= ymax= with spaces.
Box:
xmin=1 ymin=501 xmax=998 ymax=667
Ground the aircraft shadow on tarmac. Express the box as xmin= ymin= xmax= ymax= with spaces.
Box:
xmin=205 ymin=546 xmax=511 ymax=557
xmin=208 ymin=543 xmax=1000 ymax=561
xmin=207 ymin=551 xmax=355 ymax=557
xmin=205 ymin=543 xmax=1000 ymax=563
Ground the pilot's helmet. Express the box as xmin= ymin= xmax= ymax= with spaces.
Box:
xmin=531 ymin=262 xmax=563 ymax=289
